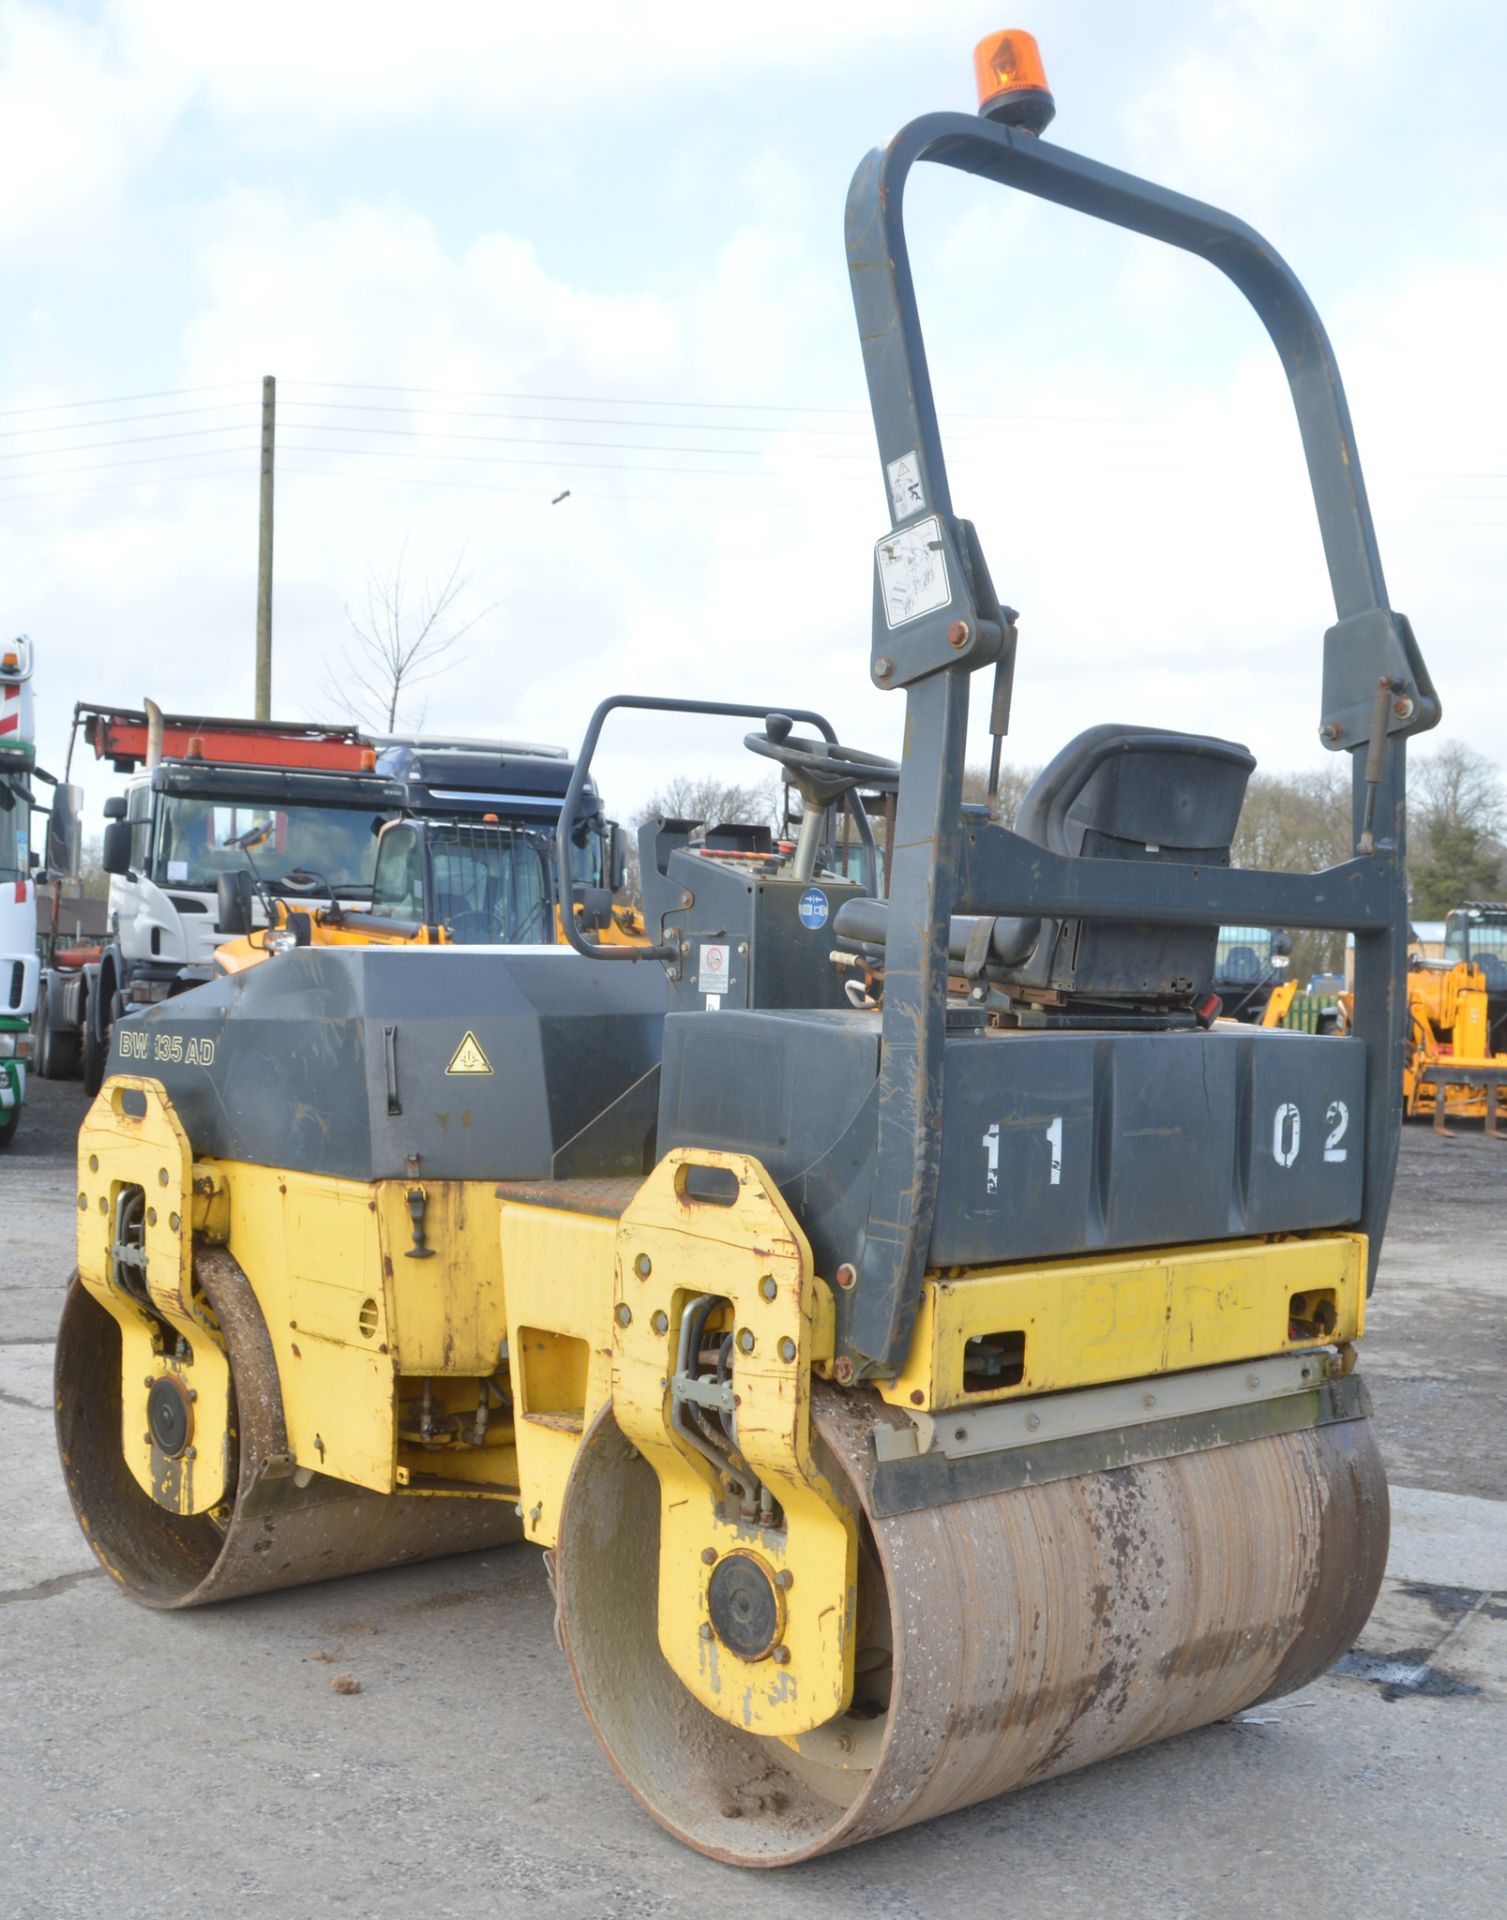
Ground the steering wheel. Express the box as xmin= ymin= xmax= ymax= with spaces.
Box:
xmin=445 ymin=908 xmax=495 ymax=945
xmin=280 ymin=867 xmax=338 ymax=908
xmin=743 ymin=713 xmax=901 ymax=809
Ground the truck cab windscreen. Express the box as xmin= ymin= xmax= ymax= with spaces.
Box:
xmin=0 ymin=780 xmax=29 ymax=883
xmin=151 ymin=796 xmax=388 ymax=898
xmin=1446 ymin=912 xmax=1507 ymax=988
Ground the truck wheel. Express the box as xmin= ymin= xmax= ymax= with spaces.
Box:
xmin=31 ymin=985 xmax=51 ymax=1078
xmin=0 ymin=1106 xmax=17 ymax=1151
xmin=50 ymin=1015 xmax=82 ymax=1080
xmin=82 ymin=1005 xmax=108 ymax=1097
xmin=33 ymin=982 xmax=79 ymax=1079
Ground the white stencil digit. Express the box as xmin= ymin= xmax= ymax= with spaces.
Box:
xmin=986 ymin=1115 xmax=1063 ymax=1194
xmin=1324 ymin=1099 xmax=1349 ymax=1163
xmin=983 ymin=1122 xmax=1000 ymax=1195
xmin=1272 ymin=1102 xmax=1301 ymax=1168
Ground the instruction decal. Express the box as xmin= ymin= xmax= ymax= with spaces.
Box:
xmin=797 ymin=887 xmax=829 ymax=931
xmin=445 ymin=1030 xmax=494 ymax=1076
xmin=876 ymin=515 xmax=950 ymax=629
xmin=696 ymin=943 xmax=731 ymax=995
xmin=886 ymin=449 xmax=926 ymax=520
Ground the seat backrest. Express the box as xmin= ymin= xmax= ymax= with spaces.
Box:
xmin=1016 ymin=723 xmax=1255 ymax=862
xmin=1004 ymin=724 xmax=1256 ymax=1006
xmin=832 ymin=725 xmax=1257 ymax=1013
xmin=1221 ymin=945 xmax=1261 ymax=984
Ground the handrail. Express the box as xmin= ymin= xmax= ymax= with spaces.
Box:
xmin=840 ymin=107 xmax=1438 ymax=1375
xmin=958 ymin=829 xmax=1392 ymax=931
xmin=556 ymin=695 xmax=849 ymax=962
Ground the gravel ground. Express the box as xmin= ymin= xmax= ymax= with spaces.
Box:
xmin=2 ymin=1071 xmax=1504 ymax=1920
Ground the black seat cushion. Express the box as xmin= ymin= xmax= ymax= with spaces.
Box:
xmin=833 ymin=724 xmax=1255 ymax=1007
xmin=1017 ymin=723 xmax=1254 ymax=860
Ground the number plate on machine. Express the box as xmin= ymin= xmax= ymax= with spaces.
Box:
xmin=933 ymin=1026 xmax=1366 ymax=1266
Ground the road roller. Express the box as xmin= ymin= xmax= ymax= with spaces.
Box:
xmin=56 ymin=30 xmax=1439 ymax=1867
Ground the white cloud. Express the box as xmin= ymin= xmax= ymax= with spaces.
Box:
xmin=3 ymin=0 xmax=1500 ymax=837
xmin=0 ymin=0 xmax=985 ymax=253
xmin=0 ymin=6 xmax=191 ymax=250
xmin=153 ymin=0 xmax=971 ymax=138
xmin=1118 ymin=0 xmax=1414 ymax=222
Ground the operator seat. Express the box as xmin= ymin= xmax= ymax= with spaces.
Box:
xmin=1221 ymin=945 xmax=1261 ymax=983
xmin=835 ymin=723 xmax=1256 ymax=1006
xmin=1477 ymin=953 xmax=1507 ymax=992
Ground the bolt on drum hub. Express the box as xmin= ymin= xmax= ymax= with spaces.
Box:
xmin=146 ymin=1375 xmax=193 ymax=1458
xmin=707 ymin=1551 xmax=784 ymax=1661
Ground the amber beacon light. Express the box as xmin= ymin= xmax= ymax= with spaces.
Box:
xmin=973 ymin=28 xmax=1056 ymax=133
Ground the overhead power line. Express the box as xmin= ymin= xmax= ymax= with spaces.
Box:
xmin=0 ymin=423 xmax=259 ymax=464
xmin=4 ymin=445 xmax=1499 ymax=529
xmin=4 ymin=376 xmax=1501 ymax=479
xmin=0 ymin=381 xmax=252 ymax=421
xmin=281 ymin=397 xmax=877 ymax=440
xmin=279 ymin=420 xmax=868 ymax=463
xmin=0 ymin=446 xmax=259 ymax=483
xmin=278 ymin=396 xmax=1204 ymax=452
xmin=285 ymin=377 xmax=877 ymax=418
xmin=0 ymin=402 xmax=254 ymax=443
xmin=277 ymin=439 xmax=783 ymax=480
xmin=282 ymin=375 xmax=1211 ymax=431
xmin=0 ymin=466 xmax=252 ymax=504
xmin=279 ymin=463 xmax=739 ymax=508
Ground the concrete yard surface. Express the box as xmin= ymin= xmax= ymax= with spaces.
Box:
xmin=3 ymin=1076 xmax=1504 ymax=1920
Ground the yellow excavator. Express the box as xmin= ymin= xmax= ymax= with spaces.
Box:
xmin=54 ymin=31 xmax=1437 ymax=1866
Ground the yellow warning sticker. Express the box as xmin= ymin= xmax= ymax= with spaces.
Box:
xmin=445 ymin=1030 xmax=493 ymax=1076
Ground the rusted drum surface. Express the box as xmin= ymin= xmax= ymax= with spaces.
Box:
xmin=556 ymin=1383 xmax=1388 ymax=1867
xmin=54 ymin=1249 xmax=520 ymax=1609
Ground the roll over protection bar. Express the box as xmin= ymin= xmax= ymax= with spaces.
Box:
xmin=841 ymin=108 xmax=1439 ymax=1374
xmin=556 ymin=695 xmax=865 ymax=963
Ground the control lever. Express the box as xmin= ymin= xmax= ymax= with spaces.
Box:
xmin=984 ymin=610 xmax=1020 ymax=820
xmin=1357 ymin=675 xmax=1403 ymax=856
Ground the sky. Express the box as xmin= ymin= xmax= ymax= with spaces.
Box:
xmin=2 ymin=0 xmax=1503 ymax=831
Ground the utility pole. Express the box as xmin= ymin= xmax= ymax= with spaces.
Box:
xmin=254 ymin=374 xmax=275 ymax=720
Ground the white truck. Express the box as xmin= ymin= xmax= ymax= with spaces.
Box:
xmin=37 ymin=705 xmax=407 ymax=1093
xmin=35 ymin=708 xmax=633 ymax=1092
xmin=0 ymin=636 xmax=39 ymax=1148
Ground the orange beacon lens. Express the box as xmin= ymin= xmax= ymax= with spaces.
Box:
xmin=973 ymin=29 xmax=1056 ymax=133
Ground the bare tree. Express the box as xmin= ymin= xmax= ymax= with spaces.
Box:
xmin=1230 ymin=765 xmax=1354 ymax=977
xmin=324 ymin=543 xmax=493 ymax=733
xmin=1410 ymin=742 xmax=1506 ymax=917
xmin=74 ymin=839 xmax=111 ymax=904
xmin=635 ymin=774 xmax=783 ymax=833
xmin=621 ymin=775 xmax=784 ymax=902
xmin=962 ymin=762 xmax=1039 ymax=822
xmin=1232 ymin=765 xmax=1353 ymax=875
xmin=1413 ymin=742 xmax=1505 ymax=841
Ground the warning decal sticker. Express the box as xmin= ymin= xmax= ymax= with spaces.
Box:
xmin=876 ymin=516 xmax=950 ymax=629
xmin=445 ymin=1030 xmax=494 ymax=1076
xmin=696 ymin=943 xmax=731 ymax=995
xmin=886 ymin=449 xmax=926 ymax=520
